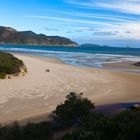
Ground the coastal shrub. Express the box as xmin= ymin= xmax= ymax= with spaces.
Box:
xmin=0 ymin=93 xmax=140 ymax=140
xmin=0 ymin=72 xmax=6 ymax=79
xmin=53 ymin=92 xmax=95 ymax=127
xmin=22 ymin=122 xmax=53 ymax=140
xmin=61 ymin=109 xmax=140 ymax=140
xmin=0 ymin=122 xmax=53 ymax=140
xmin=0 ymin=52 xmax=24 ymax=78
xmin=112 ymin=110 xmax=140 ymax=140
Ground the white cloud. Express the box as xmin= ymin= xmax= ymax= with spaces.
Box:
xmin=97 ymin=1 xmax=140 ymax=15
xmin=93 ymin=22 xmax=140 ymax=39
xmin=26 ymin=0 xmax=140 ymax=40
xmin=65 ymin=0 xmax=140 ymax=15
xmin=25 ymin=15 xmax=115 ymax=27
xmin=116 ymin=22 xmax=140 ymax=39
xmin=25 ymin=15 xmax=140 ymax=39
xmin=41 ymin=8 xmax=133 ymax=22
xmin=72 ymin=21 xmax=140 ymax=39
xmin=63 ymin=0 xmax=140 ymax=39
xmin=44 ymin=27 xmax=59 ymax=31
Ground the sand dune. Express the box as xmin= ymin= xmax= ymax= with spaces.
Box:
xmin=0 ymin=53 xmax=140 ymax=124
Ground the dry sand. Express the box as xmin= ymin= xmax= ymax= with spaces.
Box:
xmin=0 ymin=53 xmax=140 ymax=124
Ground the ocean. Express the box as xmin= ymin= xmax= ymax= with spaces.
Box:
xmin=0 ymin=45 xmax=140 ymax=68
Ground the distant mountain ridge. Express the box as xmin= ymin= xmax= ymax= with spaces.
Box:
xmin=80 ymin=44 xmax=111 ymax=47
xmin=0 ymin=26 xmax=78 ymax=46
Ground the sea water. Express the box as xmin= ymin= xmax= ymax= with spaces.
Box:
xmin=0 ymin=45 xmax=140 ymax=68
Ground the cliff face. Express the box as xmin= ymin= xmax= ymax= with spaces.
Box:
xmin=0 ymin=26 xmax=78 ymax=46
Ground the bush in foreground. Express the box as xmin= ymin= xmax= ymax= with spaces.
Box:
xmin=53 ymin=92 xmax=94 ymax=127
xmin=0 ymin=92 xmax=140 ymax=140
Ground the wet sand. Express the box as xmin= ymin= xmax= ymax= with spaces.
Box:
xmin=103 ymin=61 xmax=140 ymax=73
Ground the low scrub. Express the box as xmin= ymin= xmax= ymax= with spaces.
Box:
xmin=0 ymin=92 xmax=140 ymax=140
xmin=0 ymin=52 xmax=24 ymax=78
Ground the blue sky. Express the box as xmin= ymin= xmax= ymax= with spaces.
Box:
xmin=0 ymin=0 xmax=140 ymax=47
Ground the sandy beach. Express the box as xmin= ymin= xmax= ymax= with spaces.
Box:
xmin=0 ymin=53 xmax=140 ymax=124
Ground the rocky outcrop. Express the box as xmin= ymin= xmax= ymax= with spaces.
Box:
xmin=134 ymin=62 xmax=140 ymax=67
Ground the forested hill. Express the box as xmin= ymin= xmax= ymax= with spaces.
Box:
xmin=0 ymin=26 xmax=78 ymax=47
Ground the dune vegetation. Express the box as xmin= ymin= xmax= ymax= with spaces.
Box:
xmin=0 ymin=92 xmax=140 ymax=140
xmin=0 ymin=52 xmax=25 ymax=79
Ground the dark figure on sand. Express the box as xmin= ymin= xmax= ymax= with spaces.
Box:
xmin=46 ymin=69 xmax=50 ymax=72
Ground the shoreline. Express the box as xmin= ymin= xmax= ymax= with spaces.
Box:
xmin=0 ymin=53 xmax=140 ymax=125
xmin=12 ymin=52 xmax=140 ymax=74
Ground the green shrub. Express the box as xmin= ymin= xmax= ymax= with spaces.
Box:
xmin=0 ymin=92 xmax=140 ymax=140
xmin=53 ymin=92 xmax=95 ymax=127
xmin=0 ymin=52 xmax=24 ymax=78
